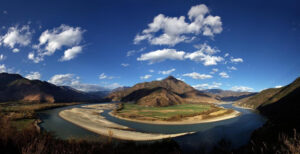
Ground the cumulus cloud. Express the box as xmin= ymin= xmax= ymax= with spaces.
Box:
xmin=219 ymin=72 xmax=229 ymax=78
xmin=121 ymin=63 xmax=129 ymax=67
xmin=0 ymin=64 xmax=7 ymax=73
xmin=231 ymin=57 xmax=243 ymax=63
xmin=60 ymin=46 xmax=82 ymax=61
xmin=137 ymin=44 xmax=223 ymax=66
xmin=137 ymin=48 xmax=185 ymax=64
xmin=29 ymin=24 xmax=85 ymax=63
xmin=25 ymin=71 xmax=41 ymax=80
xmin=12 ymin=48 xmax=20 ymax=53
xmin=159 ymin=68 xmax=176 ymax=75
xmin=48 ymin=73 xmax=108 ymax=92
xmin=231 ymin=86 xmax=253 ymax=92
xmin=0 ymin=64 xmax=14 ymax=73
xmin=140 ymin=74 xmax=152 ymax=80
xmin=134 ymin=4 xmax=222 ymax=46
xmin=185 ymin=43 xmax=223 ymax=66
xmin=1 ymin=25 xmax=32 ymax=49
xmin=275 ymin=85 xmax=283 ymax=88
xmin=183 ymin=72 xmax=212 ymax=79
xmin=48 ymin=74 xmax=75 ymax=85
xmin=193 ymin=82 xmax=222 ymax=90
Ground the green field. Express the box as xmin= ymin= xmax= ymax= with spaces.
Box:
xmin=116 ymin=103 xmax=213 ymax=120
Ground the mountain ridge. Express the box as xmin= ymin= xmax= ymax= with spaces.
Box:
xmin=107 ymin=76 xmax=218 ymax=106
xmin=0 ymin=73 xmax=104 ymax=103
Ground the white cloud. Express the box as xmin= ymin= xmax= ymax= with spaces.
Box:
xmin=99 ymin=73 xmax=114 ymax=80
xmin=0 ymin=64 xmax=14 ymax=73
xmin=48 ymin=74 xmax=74 ymax=85
xmin=0 ymin=64 xmax=7 ymax=73
xmin=99 ymin=73 xmax=107 ymax=79
xmin=227 ymin=66 xmax=237 ymax=70
xmin=149 ymin=69 xmax=155 ymax=73
xmin=3 ymin=11 xmax=8 ymax=14
xmin=1 ymin=25 xmax=32 ymax=49
xmin=184 ymin=43 xmax=223 ymax=66
xmin=193 ymin=43 xmax=220 ymax=54
xmin=60 ymin=46 xmax=82 ymax=61
xmin=137 ymin=48 xmax=185 ymax=64
xmin=48 ymin=73 xmax=108 ymax=92
xmin=231 ymin=86 xmax=253 ymax=92
xmin=156 ymin=77 xmax=163 ymax=81
xmin=275 ymin=85 xmax=283 ymax=88
xmin=140 ymin=74 xmax=152 ymax=80
xmin=137 ymin=44 xmax=223 ymax=66
xmin=29 ymin=24 xmax=85 ymax=63
xmin=121 ymin=63 xmax=129 ymax=67
xmin=183 ymin=72 xmax=212 ymax=79
xmin=231 ymin=57 xmax=243 ymax=63
xmin=159 ymin=68 xmax=176 ymax=75
xmin=134 ymin=4 xmax=222 ymax=46
xmin=12 ymin=48 xmax=20 ymax=53
xmin=126 ymin=47 xmax=146 ymax=57
xmin=0 ymin=54 xmax=5 ymax=61
xmin=25 ymin=72 xmax=41 ymax=80
xmin=210 ymin=68 xmax=219 ymax=74
xmin=193 ymin=82 xmax=222 ymax=90
xmin=224 ymin=53 xmax=229 ymax=57
xmin=219 ymin=72 xmax=229 ymax=78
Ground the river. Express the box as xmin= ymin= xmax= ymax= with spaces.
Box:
xmin=38 ymin=102 xmax=266 ymax=152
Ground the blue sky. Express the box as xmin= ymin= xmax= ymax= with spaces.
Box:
xmin=0 ymin=0 xmax=299 ymax=92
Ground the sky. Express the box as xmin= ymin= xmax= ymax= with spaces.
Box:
xmin=0 ymin=0 xmax=299 ymax=92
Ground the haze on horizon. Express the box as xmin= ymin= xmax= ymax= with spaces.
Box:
xmin=0 ymin=0 xmax=299 ymax=92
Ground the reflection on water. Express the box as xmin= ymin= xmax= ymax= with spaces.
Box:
xmin=38 ymin=102 xmax=266 ymax=151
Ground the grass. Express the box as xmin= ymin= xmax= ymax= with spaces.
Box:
xmin=0 ymin=101 xmax=80 ymax=130
xmin=116 ymin=103 xmax=213 ymax=120
xmin=10 ymin=119 xmax=35 ymax=131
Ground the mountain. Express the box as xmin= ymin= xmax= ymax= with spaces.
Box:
xmin=111 ymin=86 xmax=131 ymax=92
xmin=203 ymin=89 xmax=256 ymax=101
xmin=107 ymin=76 xmax=218 ymax=106
xmin=0 ymin=73 xmax=103 ymax=103
xmin=235 ymin=77 xmax=300 ymax=110
xmin=256 ymin=77 xmax=300 ymax=126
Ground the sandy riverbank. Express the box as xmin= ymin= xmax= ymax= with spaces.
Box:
xmin=59 ymin=104 xmax=194 ymax=141
xmin=110 ymin=109 xmax=241 ymax=125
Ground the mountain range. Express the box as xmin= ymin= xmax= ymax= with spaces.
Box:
xmin=202 ymin=89 xmax=256 ymax=101
xmin=107 ymin=76 xmax=253 ymax=106
xmin=0 ymin=73 xmax=104 ymax=103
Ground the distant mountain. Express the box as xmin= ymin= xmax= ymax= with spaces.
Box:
xmin=203 ymin=89 xmax=256 ymax=101
xmin=111 ymin=86 xmax=131 ymax=92
xmin=107 ymin=76 xmax=218 ymax=106
xmin=0 ymin=73 xmax=103 ymax=103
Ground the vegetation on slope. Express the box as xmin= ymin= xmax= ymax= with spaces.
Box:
xmin=235 ymin=77 xmax=300 ymax=109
